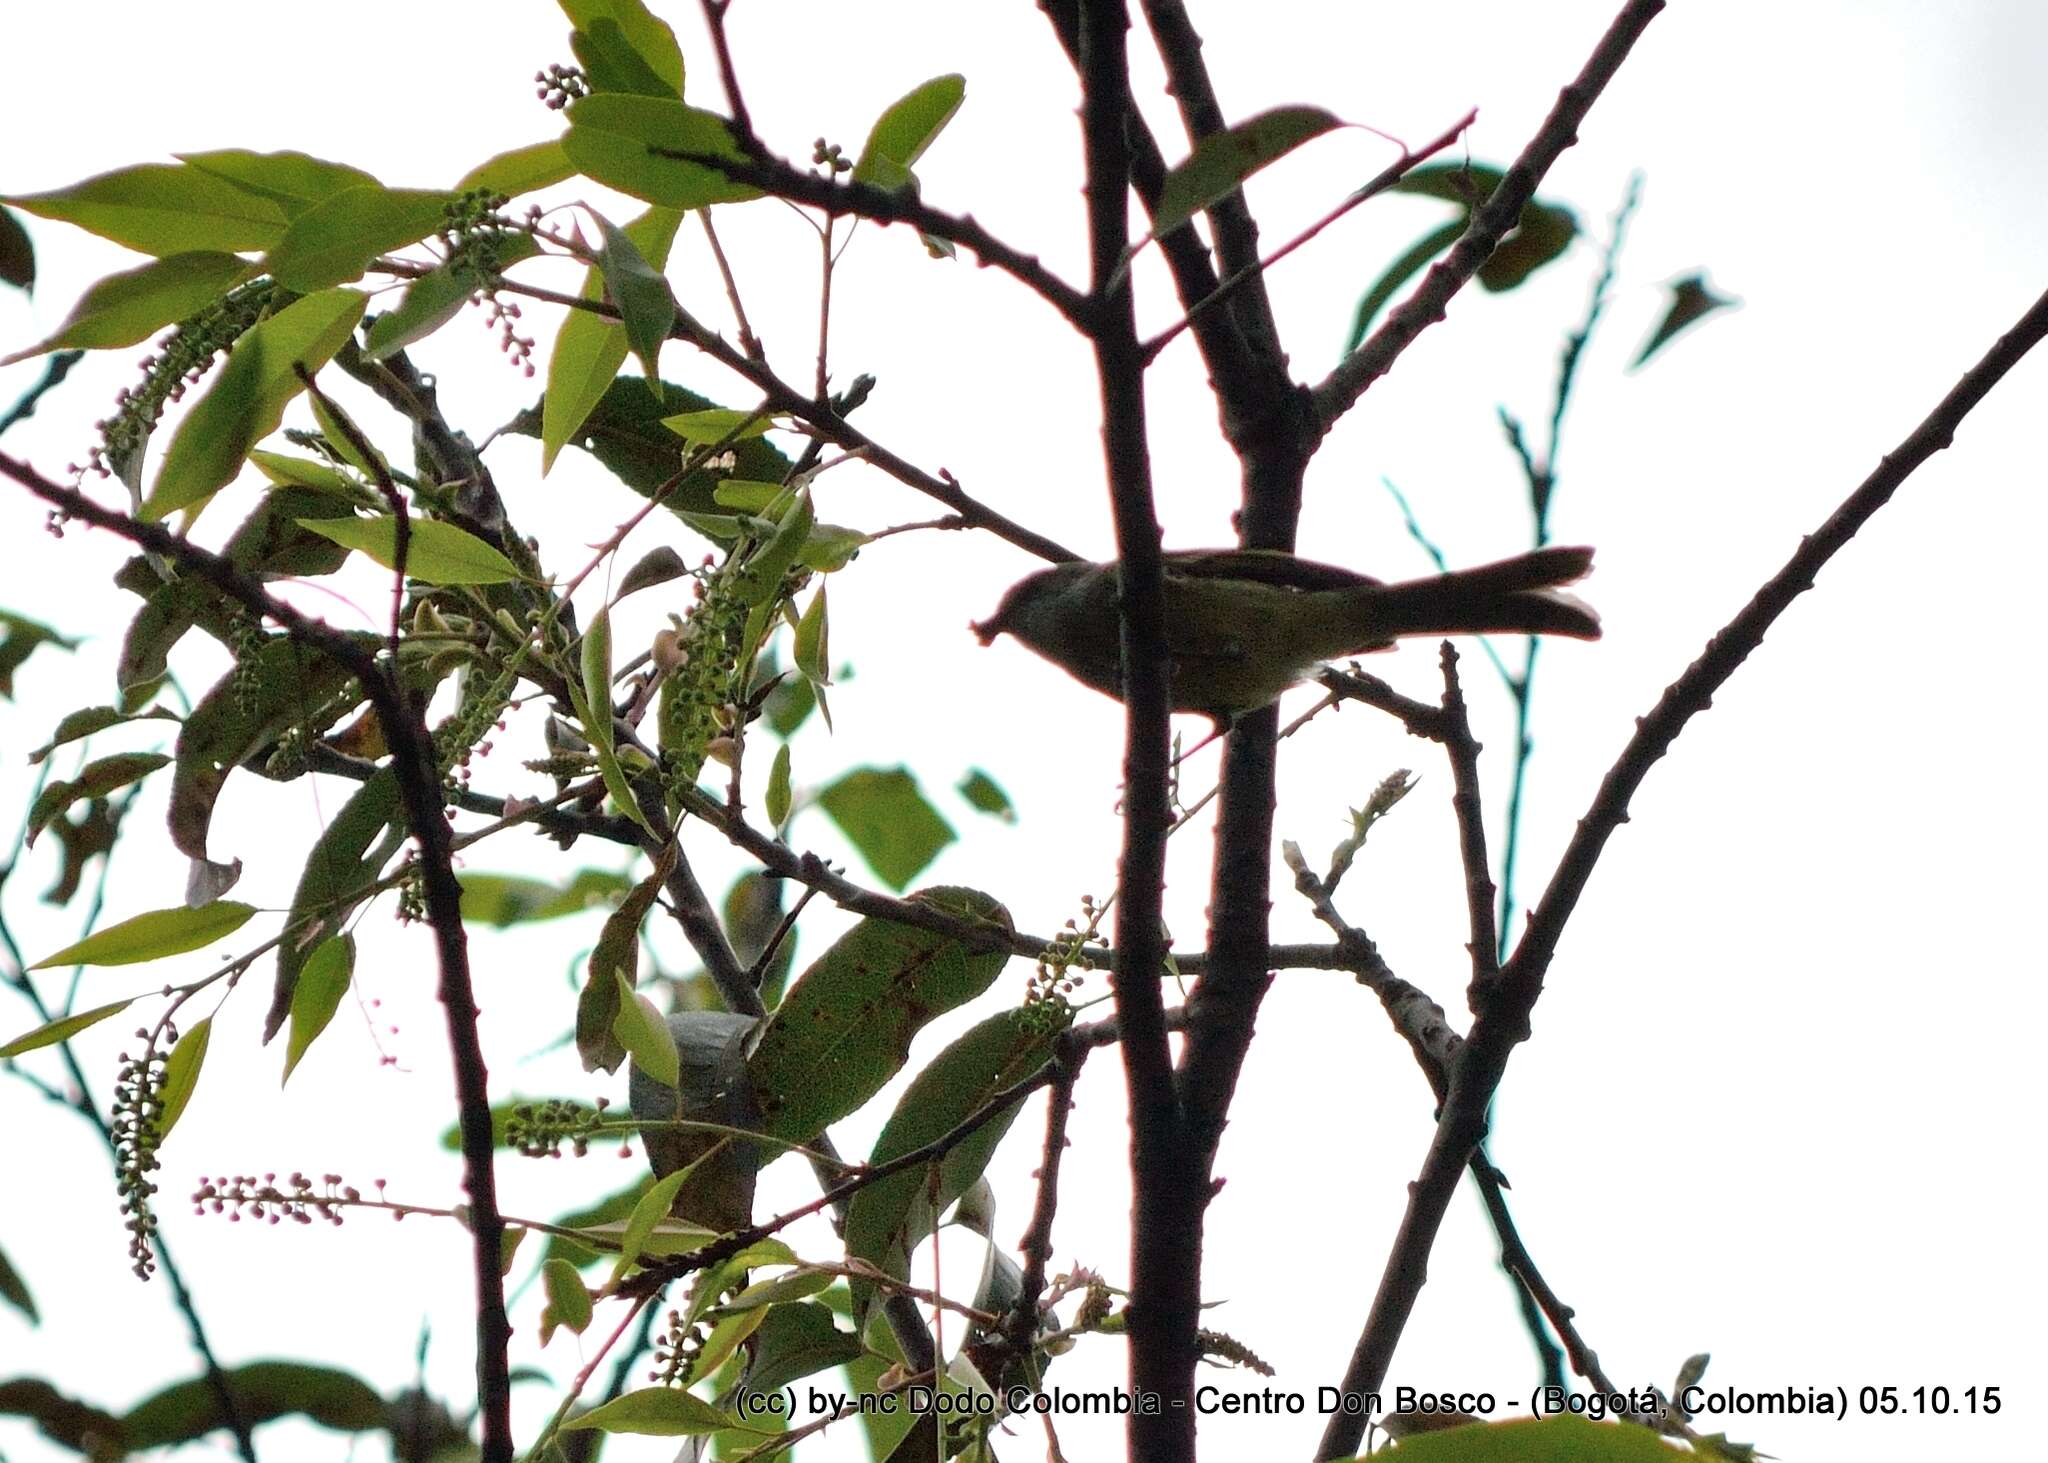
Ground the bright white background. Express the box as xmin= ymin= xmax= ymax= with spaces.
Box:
xmin=3 ymin=2 xmax=2045 ymax=1460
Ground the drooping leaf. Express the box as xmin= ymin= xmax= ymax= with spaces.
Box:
xmin=577 ymin=845 xmax=675 ymax=1073
xmin=143 ymin=287 xmax=368 ymax=521
xmin=1149 ymin=104 xmax=1341 ymax=241
xmin=26 ymin=752 xmax=170 ymax=845
xmin=120 ymin=1361 xmax=384 ymax=1449
xmin=31 ymin=901 xmax=254 ymax=969
xmin=956 ymin=769 xmax=1016 ymax=822
xmin=152 ymin=1017 xmax=213 ymax=1142
xmin=614 ymin=544 xmax=690 ymax=601
xmin=852 ymin=74 xmax=968 ymax=192
xmin=615 ymin=1168 xmax=692 ymax=1272
xmin=5 ymin=161 xmax=290 ymax=256
xmin=581 ymin=606 xmax=615 ymax=753
xmin=764 ymin=742 xmax=792 ymax=828
xmin=362 ymin=233 xmax=541 ymax=360
xmin=538 ymin=208 xmax=682 ymax=472
xmin=540 ymin=1258 xmax=595 ymax=1344
xmin=559 ymin=0 xmax=685 ymax=96
xmin=458 ymin=868 xmax=632 ymax=926
xmin=743 ymin=1301 xmax=863 ymax=1396
xmin=0 ymin=252 xmax=254 ymax=365
xmin=282 ymin=935 xmax=355 ymax=1083
xmin=1631 ymin=271 xmax=1739 ymax=369
xmin=0 ymin=998 xmax=137 ymax=1059
xmin=458 ymin=139 xmax=578 ymax=196
xmin=844 ymin=1008 xmax=1063 ymax=1323
xmin=793 ymin=584 xmax=828 ymax=686
xmin=26 ymin=704 xmax=179 ymax=764
xmin=297 ymin=514 xmax=523 ymax=584
xmin=816 ymin=766 xmax=956 ymax=891
xmin=562 ymin=1387 xmax=739 ymax=1437
xmin=746 ymin=887 xmax=1012 ymax=1142
xmin=264 ymin=771 xmax=397 ymax=1042
xmin=613 ymin=974 xmax=680 ymax=1089
xmin=260 ymin=186 xmax=458 ymax=292
xmin=168 ymin=635 xmax=366 ymax=869
xmin=563 ymin=94 xmax=760 ymax=210
xmin=0 ymin=610 xmax=78 ymax=698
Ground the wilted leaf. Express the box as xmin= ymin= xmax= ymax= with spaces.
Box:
xmin=27 ymin=752 xmax=170 ymax=845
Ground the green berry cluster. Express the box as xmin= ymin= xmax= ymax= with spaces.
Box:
xmin=658 ymin=569 xmax=748 ymax=788
xmin=111 ymin=1022 xmax=177 ymax=1279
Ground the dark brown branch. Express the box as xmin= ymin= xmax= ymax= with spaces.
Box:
xmin=1310 ymin=0 xmax=1669 ymax=436
xmin=1312 ymin=281 xmax=2048 ymax=1463
xmin=1003 ymin=1037 xmax=1087 ymax=1359
xmin=1437 ymin=646 xmax=1500 ymax=989
xmin=0 ymin=452 xmax=517 ymax=1463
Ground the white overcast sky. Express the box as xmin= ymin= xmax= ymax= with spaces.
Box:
xmin=3 ymin=3 xmax=2046 ymax=1461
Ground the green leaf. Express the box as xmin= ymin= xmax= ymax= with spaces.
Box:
xmin=0 ymin=998 xmax=137 ymax=1059
xmin=793 ymin=584 xmax=828 ymax=685
xmin=246 ymin=451 xmax=358 ymax=495
xmin=1382 ymin=1414 xmax=1692 ymax=1460
xmin=613 ymin=973 xmax=680 ymax=1089
xmin=539 ymin=208 xmax=682 ymax=473
xmin=0 ymin=1379 xmax=125 ymax=1455
xmin=563 ymin=1387 xmax=740 ymax=1437
xmin=844 ymin=1008 xmax=1062 ymax=1322
xmin=853 ymin=75 xmax=968 ymax=191
xmin=540 ymin=1258 xmax=595 ymax=1343
xmin=764 ymin=743 xmax=792 ymax=828
xmin=31 ymin=901 xmax=255 ymax=970
xmin=817 ymin=766 xmax=956 ymax=891
xmin=169 ymin=636 xmax=366 ymax=867
xmin=152 ymin=1017 xmax=212 ymax=1142
xmin=0 ymin=252 xmax=254 ymax=365
xmin=581 ymin=607 xmax=615 ymax=753
xmin=744 ymin=1301 xmax=862 ymax=1396
xmin=297 ymin=514 xmax=522 ymax=584
xmin=592 ymin=208 xmax=675 ymax=392
xmin=746 ymin=886 xmax=1012 ymax=1142
xmin=616 ymin=1167 xmax=692 ymax=1271
xmin=175 ymin=150 xmax=382 ymax=217
xmin=27 ymin=752 xmax=170 ymax=845
xmin=518 ymin=373 xmax=793 ymax=500
xmin=143 ymin=287 xmax=368 ymax=521
xmin=26 ymin=704 xmax=179 ymax=764
xmin=5 ymin=162 xmax=289 ymax=255
xmin=459 ymin=869 xmax=632 ymax=926
xmin=541 ymin=1177 xmax=653 ymax=1269
xmin=1150 ymin=105 xmax=1341 ymax=241
xmin=1341 ymin=219 xmax=1465 ymax=354
xmin=0 ymin=1243 xmax=35 ymax=1324
xmin=282 ymin=935 xmax=354 ymax=1084
xmin=264 ymin=770 xmax=396 ymax=1041
xmin=1631 ymin=271 xmax=1738 ymax=370
xmin=559 ymin=0 xmax=685 ymax=96
xmin=664 ymin=409 xmax=776 ymax=445
xmin=0 ymin=610 xmax=78 ymax=698
xmin=577 ymin=846 xmax=674 ymax=1074
xmin=121 ymin=1361 xmax=384 ymax=1449
xmin=956 ymin=769 xmax=1015 ymax=822
xmin=615 ymin=544 xmax=689 ymax=600
xmin=732 ymin=490 xmax=814 ymax=608
xmin=362 ymin=233 xmax=540 ymax=360
xmin=458 ymin=139 xmax=577 ymax=196
xmin=260 ymin=185 xmax=457 ymax=292
xmin=563 ymin=94 xmax=760 ymax=210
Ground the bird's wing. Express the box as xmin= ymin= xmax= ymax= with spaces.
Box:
xmin=1163 ymin=549 xmax=1383 ymax=593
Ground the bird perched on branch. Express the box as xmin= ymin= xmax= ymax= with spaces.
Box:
xmin=971 ymin=545 xmax=1600 ymax=723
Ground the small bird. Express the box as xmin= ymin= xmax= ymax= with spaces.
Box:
xmin=971 ymin=545 xmax=1600 ymax=722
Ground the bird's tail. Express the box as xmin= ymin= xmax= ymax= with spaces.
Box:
xmin=1342 ymin=545 xmax=1602 ymax=648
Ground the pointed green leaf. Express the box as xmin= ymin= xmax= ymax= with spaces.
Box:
xmin=152 ymin=1017 xmax=212 ymax=1141
xmin=1632 ymin=272 xmax=1738 ymax=370
xmin=744 ymin=1302 xmax=863 ymax=1396
xmin=0 ymin=252 xmax=254 ymax=365
xmin=1150 ymin=104 xmax=1341 ymax=241
xmin=282 ymin=935 xmax=355 ymax=1084
xmin=662 ymin=409 xmax=774 ymax=445
xmin=246 ymin=451 xmax=358 ymax=495
xmin=458 ymin=140 xmax=576 ymax=196
xmin=459 ymin=869 xmax=632 ymax=927
xmin=581 ymin=607 xmax=615 ymax=753
xmin=577 ymin=845 xmax=672 ymax=1073
xmin=793 ymin=584 xmax=828 ymax=684
xmin=616 ymin=1167 xmax=692 ymax=1271
xmin=265 ymin=770 xmax=396 ymax=1041
xmin=853 ymin=74 xmax=967 ymax=190
xmin=592 ymin=210 xmax=675 ymax=383
xmin=362 ymin=233 xmax=540 ymax=360
xmin=6 ymin=162 xmax=289 ymax=255
xmin=0 ymin=998 xmax=137 ymax=1059
xmin=120 ymin=1361 xmax=383 ymax=1449
xmin=562 ymin=1387 xmax=740 ymax=1437
xmin=540 ymin=207 xmax=682 ymax=472
xmin=175 ymin=150 xmax=381 ymax=216
xmin=764 ymin=742 xmax=792 ymax=829
xmin=746 ymin=887 xmax=1012 ymax=1142
xmin=27 ymin=752 xmax=171 ymax=845
xmin=817 ymin=766 xmax=955 ymax=890
xmin=540 ymin=1258 xmax=595 ymax=1342
xmin=31 ymin=902 xmax=255 ymax=970
xmin=956 ymin=769 xmax=1015 ymax=822
xmin=563 ymin=95 xmax=760 ymax=209
xmin=0 ymin=610 xmax=79 ymax=698
xmin=143 ymin=288 xmax=368 ymax=521
xmin=26 ymin=704 xmax=179 ymax=764
xmin=297 ymin=514 xmax=521 ymax=584
xmin=613 ymin=974 xmax=679 ymax=1089
xmin=261 ymin=186 xmax=457 ymax=292
xmin=614 ymin=545 xmax=689 ymax=601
